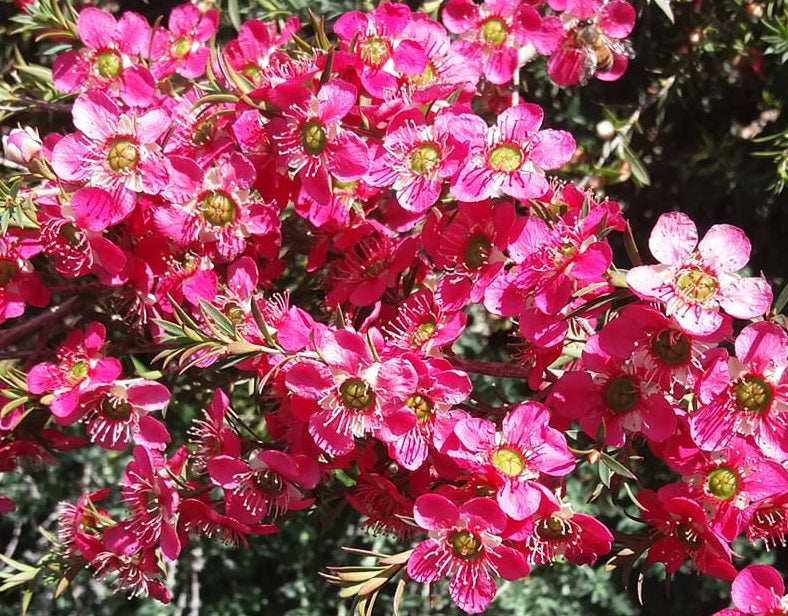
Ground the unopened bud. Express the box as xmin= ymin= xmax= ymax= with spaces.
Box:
xmin=3 ymin=127 xmax=43 ymax=167
xmin=587 ymin=449 xmax=601 ymax=465
xmin=596 ymin=120 xmax=616 ymax=141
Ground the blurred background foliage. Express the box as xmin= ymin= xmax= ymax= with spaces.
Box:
xmin=0 ymin=0 xmax=786 ymax=614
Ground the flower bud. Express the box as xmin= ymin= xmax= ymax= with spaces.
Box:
xmin=3 ymin=127 xmax=43 ymax=167
xmin=596 ymin=120 xmax=616 ymax=141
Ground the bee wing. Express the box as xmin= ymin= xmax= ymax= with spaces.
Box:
xmin=610 ymin=38 xmax=635 ymax=60
xmin=579 ymin=47 xmax=598 ymax=86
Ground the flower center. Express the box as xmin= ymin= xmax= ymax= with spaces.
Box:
xmin=535 ymin=516 xmax=573 ymax=541
xmin=410 ymin=62 xmax=436 ymax=86
xmin=481 ymin=17 xmax=508 ymax=46
xmin=410 ymin=319 xmax=436 ymax=347
xmin=705 ymin=466 xmax=740 ymax=501
xmin=0 ymin=259 xmax=18 ymax=286
xmin=488 ymin=144 xmax=523 ymax=172
xmin=751 ymin=505 xmax=785 ymax=533
xmin=359 ymin=37 xmax=390 ymax=67
xmin=406 ymin=392 xmax=434 ymax=422
xmin=192 ymin=117 xmax=215 ymax=146
xmin=339 ymin=378 xmax=375 ymax=412
xmin=675 ymin=267 xmax=718 ymax=302
xmin=409 ymin=144 xmax=440 ymax=175
xmin=255 ymin=469 xmax=284 ymax=494
xmin=734 ymin=374 xmax=773 ymax=414
xmin=650 ymin=329 xmax=690 ymax=366
xmin=241 ymin=63 xmax=263 ymax=83
xmin=59 ymin=223 xmax=86 ymax=248
xmin=491 ymin=446 xmax=525 ymax=477
xmin=199 ymin=191 xmax=238 ymax=227
xmin=106 ymin=138 xmax=139 ymax=174
xmin=300 ymin=120 xmax=327 ymax=156
xmin=95 ymin=50 xmax=122 ymax=79
xmin=463 ymin=234 xmax=491 ymax=269
xmin=448 ymin=530 xmax=483 ymax=561
xmin=604 ymin=375 xmax=640 ymax=414
xmin=675 ymin=522 xmax=702 ymax=549
xmin=100 ymin=397 xmax=132 ymax=421
xmin=172 ymin=37 xmax=192 ymax=58
xmin=70 ymin=360 xmax=89 ymax=381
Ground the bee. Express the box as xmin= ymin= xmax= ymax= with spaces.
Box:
xmin=574 ymin=19 xmax=635 ymax=84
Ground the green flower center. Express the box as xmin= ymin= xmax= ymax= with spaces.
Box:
xmin=100 ymin=398 xmax=132 ymax=421
xmin=675 ymin=267 xmax=718 ymax=302
xmin=488 ymin=144 xmax=523 ymax=172
xmin=535 ymin=516 xmax=572 ymax=541
xmin=339 ymin=378 xmax=375 ymax=412
xmin=448 ymin=530 xmax=483 ymax=561
xmin=705 ymin=466 xmax=740 ymax=500
xmin=604 ymin=376 xmax=640 ymax=414
xmin=650 ymin=329 xmax=691 ymax=366
xmin=409 ymin=144 xmax=440 ymax=175
xmin=199 ymin=191 xmax=238 ymax=227
xmin=59 ymin=223 xmax=86 ymax=248
xmin=300 ymin=120 xmax=327 ymax=156
xmin=406 ymin=392 xmax=434 ymax=422
xmin=0 ymin=259 xmax=17 ymax=286
xmin=464 ymin=234 xmax=491 ymax=269
xmin=734 ymin=375 xmax=773 ymax=414
xmin=95 ymin=50 xmax=122 ymax=79
xmin=224 ymin=302 xmax=245 ymax=324
xmin=410 ymin=62 xmax=436 ymax=87
xmin=675 ymin=522 xmax=702 ymax=549
xmin=410 ymin=319 xmax=436 ymax=347
xmin=255 ymin=469 xmax=284 ymax=494
xmin=241 ymin=63 xmax=263 ymax=83
xmin=359 ymin=37 xmax=390 ymax=67
xmin=192 ymin=117 xmax=215 ymax=146
xmin=70 ymin=360 xmax=89 ymax=380
xmin=491 ymin=447 xmax=525 ymax=477
xmin=172 ymin=37 xmax=192 ymax=58
xmin=106 ymin=138 xmax=139 ymax=174
xmin=481 ymin=17 xmax=508 ymax=46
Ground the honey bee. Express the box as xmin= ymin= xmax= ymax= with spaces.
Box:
xmin=574 ymin=19 xmax=635 ymax=84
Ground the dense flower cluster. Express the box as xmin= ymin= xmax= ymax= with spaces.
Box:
xmin=0 ymin=0 xmax=784 ymax=614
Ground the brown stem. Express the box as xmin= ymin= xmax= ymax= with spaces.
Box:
xmin=0 ymin=296 xmax=80 ymax=350
xmin=448 ymin=357 xmax=530 ymax=380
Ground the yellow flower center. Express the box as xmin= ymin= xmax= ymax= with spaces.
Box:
xmin=734 ymin=375 xmax=773 ymax=414
xmin=106 ymin=138 xmax=139 ymax=174
xmin=705 ymin=466 xmax=740 ymax=501
xmin=95 ymin=50 xmax=122 ymax=79
xmin=409 ymin=144 xmax=440 ymax=175
xmin=491 ymin=447 xmax=525 ymax=477
xmin=300 ymin=120 xmax=327 ymax=156
xmin=339 ymin=378 xmax=375 ymax=412
xmin=199 ymin=191 xmax=238 ymax=227
xmin=448 ymin=530 xmax=483 ymax=560
xmin=675 ymin=267 xmax=718 ymax=302
xmin=488 ymin=144 xmax=522 ymax=172
xmin=481 ymin=17 xmax=508 ymax=46
xmin=359 ymin=37 xmax=390 ymax=67
xmin=406 ymin=392 xmax=434 ymax=422
xmin=172 ymin=37 xmax=192 ymax=58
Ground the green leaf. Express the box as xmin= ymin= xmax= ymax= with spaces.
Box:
xmin=227 ymin=0 xmax=241 ymax=31
xmin=199 ymin=298 xmax=238 ymax=340
xmin=599 ymin=452 xmax=638 ymax=481
xmin=651 ymin=0 xmax=674 ymax=23
xmin=619 ymin=142 xmax=651 ymax=187
xmin=774 ymin=281 xmax=788 ymax=314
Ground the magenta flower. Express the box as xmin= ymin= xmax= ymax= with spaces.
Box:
xmin=627 ymin=212 xmax=773 ymax=335
xmin=52 ymin=90 xmax=171 ymax=221
xmin=713 ymin=564 xmax=788 ymax=616
xmin=149 ymin=3 xmax=219 ymax=80
xmin=270 ymin=79 xmax=369 ymax=205
xmin=407 ymin=494 xmax=529 ymax=613
xmin=450 ymin=103 xmax=575 ymax=202
xmin=27 ymin=322 xmax=122 ymax=424
xmin=284 ymin=329 xmax=418 ymax=455
xmin=448 ymin=402 xmax=575 ymax=520
xmin=442 ymin=0 xmax=545 ymax=85
xmin=691 ymin=321 xmax=788 ymax=459
xmin=547 ymin=0 xmax=636 ymax=86
xmin=0 ymin=234 xmax=50 ymax=324
xmin=52 ymin=7 xmax=155 ymax=107
xmin=208 ymin=449 xmax=320 ymax=524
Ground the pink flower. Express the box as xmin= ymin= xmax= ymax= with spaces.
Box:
xmin=712 ymin=564 xmax=788 ymax=616
xmin=442 ymin=0 xmax=545 ymax=85
xmin=52 ymin=7 xmax=155 ymax=106
xmin=407 ymin=494 xmax=529 ymax=613
xmin=149 ymin=3 xmax=219 ymax=80
xmin=691 ymin=321 xmax=788 ymax=459
xmin=450 ymin=103 xmax=575 ymax=202
xmin=284 ymin=329 xmax=418 ymax=455
xmin=0 ymin=234 xmax=50 ymax=324
xmin=447 ymin=402 xmax=575 ymax=520
xmin=79 ymin=379 xmax=171 ymax=451
xmin=3 ymin=126 xmax=42 ymax=166
xmin=547 ymin=0 xmax=636 ymax=86
xmin=52 ymin=90 xmax=171 ymax=222
xmin=270 ymin=79 xmax=369 ymax=205
xmin=208 ymin=449 xmax=320 ymax=524
xmin=27 ymin=322 xmax=122 ymax=424
xmin=627 ymin=212 xmax=773 ymax=335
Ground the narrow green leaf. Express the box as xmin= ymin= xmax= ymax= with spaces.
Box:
xmin=619 ymin=142 xmax=651 ymax=186
xmin=199 ymin=299 xmax=237 ymax=340
xmin=599 ymin=452 xmax=638 ymax=481
xmin=227 ymin=0 xmax=241 ymax=31
xmin=774 ymin=281 xmax=788 ymax=314
xmin=652 ymin=0 xmax=674 ymax=23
